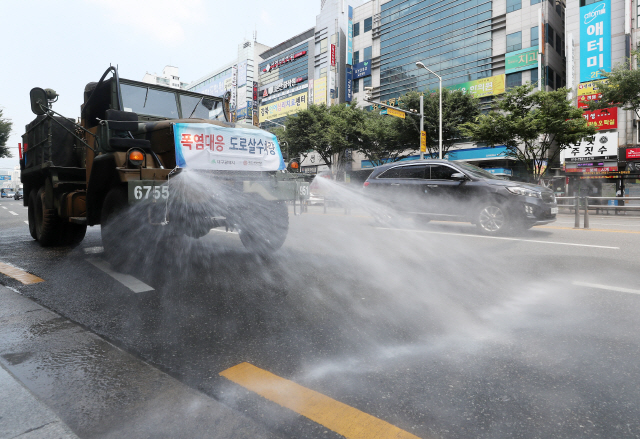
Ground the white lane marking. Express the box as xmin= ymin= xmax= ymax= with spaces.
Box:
xmin=209 ymin=228 xmax=239 ymax=235
xmin=375 ymin=227 xmax=620 ymax=249
xmin=24 ymin=221 xmax=29 ymax=225
xmin=1 ymin=206 xmax=6 ymax=209
xmin=83 ymin=246 xmax=104 ymax=254
xmin=86 ymin=258 xmax=154 ymax=293
xmin=9 ymin=211 xmax=18 ymax=216
xmin=573 ymin=281 xmax=640 ymax=296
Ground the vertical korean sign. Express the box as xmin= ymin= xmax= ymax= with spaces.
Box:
xmin=345 ymin=66 xmax=353 ymax=102
xmin=230 ymin=65 xmax=238 ymax=110
xmin=347 ymin=6 xmax=353 ymax=65
xmin=580 ymin=0 xmax=611 ymax=83
xmin=331 ymin=44 xmax=336 ymax=67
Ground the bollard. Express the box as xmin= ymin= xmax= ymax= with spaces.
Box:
xmin=574 ymin=195 xmax=580 ymax=228
xmin=583 ymin=197 xmax=590 ymax=229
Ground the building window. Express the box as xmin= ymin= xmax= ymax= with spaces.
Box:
xmin=353 ymin=22 xmax=360 ymax=37
xmin=320 ymin=67 xmax=327 ymax=78
xmin=364 ymin=17 xmax=372 ymax=32
xmin=531 ymin=0 xmax=541 ymax=4
xmin=546 ymin=24 xmax=555 ymax=49
xmin=353 ymin=78 xmax=360 ymax=93
xmin=363 ymin=76 xmax=372 ymax=88
xmin=556 ymin=36 xmax=562 ymax=55
xmin=506 ymin=32 xmax=522 ymax=53
xmin=557 ymin=72 xmax=563 ymax=89
xmin=353 ymin=50 xmax=360 ymax=65
xmin=506 ymin=72 xmax=522 ymax=89
xmin=364 ymin=46 xmax=372 ymax=61
xmin=320 ymin=38 xmax=328 ymax=54
xmin=547 ymin=66 xmax=555 ymax=89
xmin=531 ymin=26 xmax=539 ymax=47
xmin=530 ymin=68 xmax=538 ymax=86
xmin=507 ymin=0 xmax=521 ymax=13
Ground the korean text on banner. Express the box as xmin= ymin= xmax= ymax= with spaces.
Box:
xmin=259 ymin=92 xmax=308 ymax=123
xmin=580 ymin=0 xmax=611 ymax=82
xmin=420 ymin=131 xmax=426 ymax=152
xmin=347 ymin=6 xmax=353 ymax=65
xmin=582 ymin=107 xmax=618 ymax=130
xmin=505 ymin=47 xmax=539 ymax=74
xmin=314 ymin=77 xmax=327 ymax=105
xmin=345 ymin=66 xmax=353 ymax=102
xmin=353 ymin=61 xmax=371 ymax=79
xmin=173 ymin=123 xmax=285 ymax=171
xmin=562 ymin=132 xmax=618 ymax=162
xmin=450 ymin=74 xmax=505 ymax=98
xmin=577 ymin=79 xmax=607 ymax=108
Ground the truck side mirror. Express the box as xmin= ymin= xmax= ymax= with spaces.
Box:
xmin=30 ymin=88 xmax=49 ymax=115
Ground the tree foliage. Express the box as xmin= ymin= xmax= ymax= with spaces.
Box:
xmin=587 ymin=49 xmax=640 ymax=118
xmin=461 ymin=84 xmax=597 ymax=182
xmin=0 ymin=109 xmax=12 ymax=159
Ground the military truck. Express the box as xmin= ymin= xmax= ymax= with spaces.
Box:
xmin=20 ymin=66 xmax=309 ymax=262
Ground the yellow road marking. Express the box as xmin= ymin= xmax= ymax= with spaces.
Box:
xmin=540 ymin=226 xmax=640 ymax=234
xmin=0 ymin=262 xmax=44 ymax=285
xmin=220 ymin=362 xmax=422 ymax=439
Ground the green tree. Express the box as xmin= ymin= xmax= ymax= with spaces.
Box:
xmin=586 ymin=49 xmax=640 ymax=118
xmin=461 ymin=84 xmax=597 ymax=182
xmin=280 ymin=104 xmax=337 ymax=169
xmin=392 ymin=89 xmax=480 ymax=159
xmin=0 ymin=109 xmax=13 ymax=158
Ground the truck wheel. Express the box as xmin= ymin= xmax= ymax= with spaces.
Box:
xmin=60 ymin=222 xmax=87 ymax=246
xmin=27 ymin=190 xmax=38 ymax=240
xmin=34 ymin=187 xmax=61 ymax=246
xmin=238 ymin=201 xmax=289 ymax=254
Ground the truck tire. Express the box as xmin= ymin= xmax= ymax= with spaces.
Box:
xmin=60 ymin=222 xmax=87 ymax=246
xmin=34 ymin=187 xmax=61 ymax=246
xmin=27 ymin=190 xmax=38 ymax=240
xmin=238 ymin=200 xmax=289 ymax=254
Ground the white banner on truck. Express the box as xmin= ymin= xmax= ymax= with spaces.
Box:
xmin=173 ymin=123 xmax=285 ymax=171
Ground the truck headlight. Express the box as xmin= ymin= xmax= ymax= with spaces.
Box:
xmin=506 ymin=186 xmax=541 ymax=198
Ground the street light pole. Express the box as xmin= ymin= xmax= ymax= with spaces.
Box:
xmin=415 ymin=62 xmax=443 ymax=159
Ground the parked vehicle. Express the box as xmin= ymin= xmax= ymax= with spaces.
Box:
xmin=3 ymin=190 xmax=16 ymax=199
xmin=20 ymin=66 xmax=309 ymax=261
xmin=363 ymin=159 xmax=557 ymax=234
xmin=14 ymin=189 xmax=23 ymax=200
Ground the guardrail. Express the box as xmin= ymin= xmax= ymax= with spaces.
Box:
xmin=556 ymin=196 xmax=640 ymax=229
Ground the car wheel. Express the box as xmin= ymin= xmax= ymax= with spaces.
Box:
xmin=476 ymin=203 xmax=509 ymax=235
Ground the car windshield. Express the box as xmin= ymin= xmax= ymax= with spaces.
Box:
xmin=455 ymin=161 xmax=502 ymax=179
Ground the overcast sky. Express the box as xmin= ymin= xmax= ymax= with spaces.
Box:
xmin=0 ymin=0 xmax=322 ymax=171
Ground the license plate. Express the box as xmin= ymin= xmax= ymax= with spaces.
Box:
xmin=550 ymin=207 xmax=558 ymax=214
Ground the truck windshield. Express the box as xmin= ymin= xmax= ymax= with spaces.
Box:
xmin=179 ymin=95 xmax=225 ymax=121
xmin=121 ymin=84 xmax=179 ymax=118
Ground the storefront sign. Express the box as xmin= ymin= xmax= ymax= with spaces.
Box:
xmin=331 ymin=44 xmax=336 ymax=67
xmin=261 ymin=50 xmax=307 ymax=74
xmin=347 ymin=6 xmax=353 ymax=65
xmin=450 ymin=74 xmax=506 ymax=98
xmin=353 ymin=61 xmax=371 ymax=79
xmin=564 ymin=132 xmax=618 ymax=162
xmin=261 ymin=83 xmax=309 ymax=104
xmin=580 ymin=0 xmax=611 ymax=82
xmin=566 ymin=166 xmax=618 ymax=173
xmin=262 ymin=76 xmax=307 ymax=97
xmin=345 ymin=66 xmax=353 ymax=102
xmin=230 ymin=65 xmax=237 ymax=110
xmin=505 ymin=47 xmax=539 ymax=74
xmin=236 ymin=106 xmax=249 ymax=120
xmin=626 ymin=147 xmax=640 ymax=160
xmin=445 ymin=145 xmax=509 ymax=161
xmin=314 ymin=77 xmax=327 ymax=105
xmin=577 ymin=78 xmax=607 ymax=108
xmin=582 ymin=107 xmax=618 ymax=130
xmin=485 ymin=168 xmax=513 ymax=176
xmin=308 ymin=79 xmax=314 ymax=105
xmin=258 ymin=92 xmax=308 ymax=123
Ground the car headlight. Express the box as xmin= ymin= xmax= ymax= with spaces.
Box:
xmin=505 ymin=186 xmax=542 ymax=198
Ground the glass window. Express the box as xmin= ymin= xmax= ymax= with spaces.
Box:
xmin=379 ymin=166 xmax=402 ymax=178
xmin=353 ymin=50 xmax=360 ymax=65
xmin=399 ymin=165 xmax=427 ymax=179
xmin=556 ymin=36 xmax=562 ymax=55
xmin=531 ymin=0 xmax=542 ymax=4
xmin=320 ymin=38 xmax=328 ymax=54
xmin=429 ymin=165 xmax=458 ymax=180
xmin=320 ymin=67 xmax=327 ymax=78
xmin=364 ymin=46 xmax=372 ymax=61
xmin=506 ymin=31 xmax=522 ymax=53
xmin=364 ymin=17 xmax=373 ymax=32
xmin=121 ymin=84 xmax=178 ymax=118
xmin=353 ymin=22 xmax=360 ymax=37
xmin=557 ymin=72 xmax=563 ymax=89
xmin=353 ymin=78 xmax=360 ymax=93
xmin=531 ymin=26 xmax=539 ymax=47
xmin=530 ymin=68 xmax=538 ymax=86
xmin=547 ymin=25 xmax=555 ymax=48
xmin=506 ymin=72 xmax=522 ymax=89
xmin=179 ymin=95 xmax=222 ymax=120
xmin=363 ymin=76 xmax=372 ymax=87
xmin=507 ymin=0 xmax=521 ymax=13
xmin=547 ymin=66 xmax=555 ymax=89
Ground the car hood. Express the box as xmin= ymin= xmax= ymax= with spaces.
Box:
xmin=482 ymin=179 xmax=552 ymax=193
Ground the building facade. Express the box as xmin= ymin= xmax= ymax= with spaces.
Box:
xmin=142 ymin=66 xmax=190 ymax=89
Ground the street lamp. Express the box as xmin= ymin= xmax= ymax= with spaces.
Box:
xmin=415 ymin=62 xmax=442 ymax=160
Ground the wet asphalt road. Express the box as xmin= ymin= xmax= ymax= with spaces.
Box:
xmin=2 ymin=199 xmax=640 ymax=439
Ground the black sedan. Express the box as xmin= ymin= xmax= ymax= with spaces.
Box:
xmin=363 ymin=160 xmax=557 ymax=234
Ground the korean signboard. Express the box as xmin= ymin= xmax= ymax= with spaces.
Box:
xmin=626 ymin=147 xmax=640 ymax=160
xmin=353 ymin=61 xmax=371 ymax=79
xmin=345 ymin=66 xmax=353 ymax=102
xmin=577 ymin=78 xmax=607 ymax=108
xmin=261 ymin=50 xmax=307 ymax=75
xmin=230 ymin=65 xmax=237 ymax=110
xmin=347 ymin=6 xmax=353 ymax=65
xmin=580 ymin=0 xmax=611 ymax=82
xmin=173 ymin=123 xmax=285 ymax=172
xmin=258 ymin=92 xmax=308 ymax=123
xmin=331 ymin=44 xmax=336 ymax=67
xmin=563 ymin=132 xmax=618 ymax=162
xmin=450 ymin=74 xmax=505 ymax=98
xmin=314 ymin=77 xmax=327 ymax=105
xmin=262 ymin=76 xmax=307 ymax=98
xmin=505 ymin=47 xmax=539 ymax=74
xmin=582 ymin=107 xmax=618 ymax=130
xmin=308 ymin=79 xmax=314 ymax=105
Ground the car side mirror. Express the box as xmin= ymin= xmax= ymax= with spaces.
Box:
xmin=451 ymin=172 xmax=467 ymax=180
